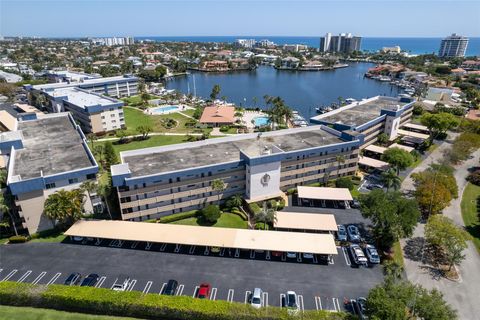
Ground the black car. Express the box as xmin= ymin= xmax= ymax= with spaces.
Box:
xmin=64 ymin=272 xmax=81 ymax=286
xmin=162 ymin=279 xmax=178 ymax=295
xmin=80 ymin=273 xmax=99 ymax=287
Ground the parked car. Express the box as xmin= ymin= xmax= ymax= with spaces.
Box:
xmin=80 ymin=273 xmax=99 ymax=287
xmin=73 ymin=236 xmax=84 ymax=242
xmin=210 ymin=247 xmax=221 ymax=254
xmin=347 ymin=225 xmax=361 ymax=242
xmin=337 ymin=225 xmax=348 ymax=242
xmin=351 ymin=199 xmax=361 ymax=208
xmin=302 ymin=253 xmax=314 ymax=259
xmin=196 ymin=283 xmax=211 ymax=299
xmin=271 ymin=251 xmax=283 ymax=258
xmin=349 ymin=244 xmax=368 ymax=265
xmin=285 ymin=291 xmax=300 ymax=315
xmin=364 ymin=245 xmax=380 ymax=264
xmin=286 ymin=252 xmax=297 ymax=259
xmin=112 ymin=275 xmax=130 ymax=291
xmin=162 ymin=279 xmax=178 ymax=295
xmin=250 ymin=288 xmax=263 ymax=309
xmin=64 ymin=272 xmax=81 ymax=286
xmin=351 ymin=297 xmax=367 ymax=319
xmin=366 ymin=184 xmax=383 ymax=190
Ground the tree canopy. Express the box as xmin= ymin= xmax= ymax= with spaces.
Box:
xmin=359 ymin=190 xmax=420 ymax=250
xmin=210 ymin=84 xmax=221 ymax=100
xmin=420 ymin=112 xmax=459 ymax=138
xmin=202 ymin=204 xmax=221 ymax=223
xmin=425 ymin=215 xmax=472 ymax=270
xmin=381 ymin=147 xmax=414 ymax=175
xmin=367 ymin=280 xmax=457 ymax=320
xmin=43 ymin=189 xmax=85 ymax=228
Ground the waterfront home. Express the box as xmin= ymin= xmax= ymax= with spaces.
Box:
xmin=199 ymin=105 xmax=236 ymax=127
xmin=279 ymin=57 xmax=300 ymax=69
xmin=199 ymin=60 xmax=229 ymax=72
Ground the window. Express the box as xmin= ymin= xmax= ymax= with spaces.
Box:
xmin=111 ymin=114 xmax=115 ymax=117
xmin=45 ymin=182 xmax=56 ymax=189
xmin=101 ymin=116 xmax=105 ymax=119
xmin=68 ymin=178 xmax=79 ymax=184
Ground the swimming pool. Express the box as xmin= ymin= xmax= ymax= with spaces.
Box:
xmin=254 ymin=116 xmax=270 ymax=127
xmin=150 ymin=105 xmax=180 ymax=114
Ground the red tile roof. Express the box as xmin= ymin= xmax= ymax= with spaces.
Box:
xmin=199 ymin=105 xmax=235 ymax=124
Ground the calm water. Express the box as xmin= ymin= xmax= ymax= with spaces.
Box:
xmin=138 ymin=36 xmax=479 ymax=56
xmin=166 ymin=63 xmax=402 ymax=119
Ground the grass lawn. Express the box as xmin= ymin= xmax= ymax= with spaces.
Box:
xmin=170 ymin=213 xmax=247 ymax=229
xmin=461 ymin=182 xmax=480 ymax=253
xmin=391 ymin=240 xmax=405 ymax=266
xmin=29 ymin=234 xmax=66 ymax=243
xmin=102 ymin=135 xmax=188 ymax=156
xmin=0 ymin=305 xmax=139 ymax=320
xmin=123 ymin=107 xmax=208 ymax=135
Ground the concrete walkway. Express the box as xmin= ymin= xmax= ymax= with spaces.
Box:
xmin=97 ymin=132 xmax=203 ymax=142
xmin=400 ymin=134 xmax=480 ymax=320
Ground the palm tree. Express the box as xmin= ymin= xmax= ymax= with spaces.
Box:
xmin=44 ymin=189 xmax=85 ymax=228
xmin=336 ymin=155 xmax=346 ymax=177
xmin=380 ymin=169 xmax=401 ymax=191
xmin=87 ymin=133 xmax=97 ymax=149
xmin=141 ymin=92 xmax=150 ymax=106
xmin=0 ymin=192 xmax=17 ymax=235
xmin=255 ymin=202 xmax=277 ymax=230
xmin=0 ymin=168 xmax=7 ymax=188
xmin=211 ymin=179 xmax=226 ymax=206
xmin=229 ymin=194 xmax=243 ymax=208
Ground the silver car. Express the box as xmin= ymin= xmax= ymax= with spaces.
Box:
xmin=350 ymin=244 xmax=368 ymax=265
xmin=250 ymin=288 xmax=263 ymax=309
xmin=347 ymin=225 xmax=361 ymax=242
xmin=365 ymin=245 xmax=380 ymax=264
xmin=337 ymin=225 xmax=348 ymax=242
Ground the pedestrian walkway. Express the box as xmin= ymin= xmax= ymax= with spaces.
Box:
xmin=400 ymin=133 xmax=480 ymax=320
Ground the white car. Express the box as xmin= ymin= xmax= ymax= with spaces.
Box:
xmin=250 ymin=288 xmax=263 ymax=309
xmin=365 ymin=245 xmax=380 ymax=264
xmin=286 ymin=252 xmax=297 ymax=259
xmin=285 ymin=291 xmax=300 ymax=315
xmin=302 ymin=253 xmax=314 ymax=259
xmin=349 ymin=244 xmax=368 ymax=265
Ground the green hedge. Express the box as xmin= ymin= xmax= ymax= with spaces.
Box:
xmin=230 ymin=208 xmax=248 ymax=221
xmin=0 ymin=282 xmax=346 ymax=320
xmin=248 ymin=203 xmax=262 ymax=215
xmin=158 ymin=210 xmax=200 ymax=224
xmin=8 ymin=235 xmax=28 ymax=243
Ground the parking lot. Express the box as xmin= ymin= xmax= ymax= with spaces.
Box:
xmin=1 ymin=229 xmax=384 ymax=312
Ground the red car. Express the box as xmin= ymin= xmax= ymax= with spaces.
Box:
xmin=196 ymin=283 xmax=211 ymax=299
xmin=271 ymin=251 xmax=283 ymax=258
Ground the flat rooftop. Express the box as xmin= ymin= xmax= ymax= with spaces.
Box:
xmin=311 ymin=97 xmax=409 ymax=128
xmin=122 ymin=127 xmax=345 ymax=177
xmin=11 ymin=115 xmax=94 ymax=180
xmin=52 ymin=88 xmax=117 ymax=108
xmin=65 ymin=219 xmax=338 ymax=255
xmin=31 ymin=75 xmax=138 ymax=91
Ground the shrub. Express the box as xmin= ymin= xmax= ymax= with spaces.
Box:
xmin=286 ymin=188 xmax=297 ymax=195
xmin=219 ymin=125 xmax=230 ymax=132
xmin=267 ymin=199 xmax=277 ymax=209
xmin=202 ymin=205 xmax=221 ymax=223
xmin=0 ymin=281 xmax=346 ymax=320
xmin=8 ymin=235 xmax=28 ymax=243
xmin=335 ymin=177 xmax=354 ymax=190
xmin=230 ymin=208 xmax=248 ymax=220
xmin=467 ymin=170 xmax=480 ymax=186
xmin=248 ymin=203 xmax=262 ymax=215
xmin=158 ymin=210 xmax=199 ymax=223
xmin=277 ymin=198 xmax=286 ymax=211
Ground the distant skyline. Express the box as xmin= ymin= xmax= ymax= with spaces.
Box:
xmin=1 ymin=0 xmax=479 ymax=38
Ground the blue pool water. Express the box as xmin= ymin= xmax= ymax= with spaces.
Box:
xmin=254 ymin=116 xmax=270 ymax=127
xmin=150 ymin=105 xmax=179 ymax=114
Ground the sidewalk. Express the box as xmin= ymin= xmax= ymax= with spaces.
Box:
xmin=97 ymin=132 xmax=203 ymax=142
xmin=400 ymin=134 xmax=480 ymax=320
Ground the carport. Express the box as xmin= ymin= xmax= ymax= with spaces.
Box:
xmin=401 ymin=123 xmax=430 ymax=134
xmin=389 ymin=143 xmax=414 ymax=153
xmin=297 ymin=186 xmax=353 ymax=209
xmin=65 ymin=219 xmax=338 ymax=259
xmin=274 ymin=211 xmax=337 ymax=233
xmin=358 ymin=156 xmax=390 ymax=172
xmin=397 ymin=129 xmax=430 ymax=141
xmin=363 ymin=145 xmax=387 ymax=159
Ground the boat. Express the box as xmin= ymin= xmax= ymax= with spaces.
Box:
xmin=378 ymin=76 xmax=391 ymax=82
xmin=345 ymin=98 xmax=357 ymax=104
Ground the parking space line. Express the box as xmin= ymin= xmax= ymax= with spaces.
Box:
xmin=281 ymin=253 xmax=286 ymax=262
xmin=117 ymin=240 xmax=124 ymax=248
xmin=313 ymin=255 xmax=318 ymax=264
xmin=131 ymin=241 xmax=138 ymax=249
xmin=160 ymin=243 xmax=167 ymax=251
xmin=110 ymin=277 xmax=119 ymax=289
xmin=46 ymin=272 xmax=61 ymax=285
xmin=333 ymin=298 xmax=341 ymax=311
xmin=297 ymin=255 xmax=302 ymax=263
xmin=127 ymin=279 xmax=137 ymax=291
xmin=227 ymin=289 xmax=234 ymax=303
xmin=174 ymin=244 xmax=181 ymax=253
xmin=219 ymin=248 xmax=225 ymax=257
xmin=159 ymin=282 xmax=167 ymax=294
xmin=176 ymin=284 xmax=184 ymax=296
xmin=298 ymin=295 xmax=304 ymax=312
xmin=189 ymin=245 xmax=196 ymax=254
xmin=314 ymin=296 xmax=322 ymax=310
xmin=192 ymin=285 xmax=199 ymax=298
xmin=342 ymin=247 xmax=351 ymax=266
xmin=210 ymin=287 xmax=217 ymax=300
xmin=109 ymin=239 xmax=117 ymax=247
xmin=95 ymin=276 xmax=106 ymax=288
xmin=95 ymin=238 xmax=102 ymax=245
xmin=145 ymin=242 xmax=152 ymax=250
xmin=142 ymin=281 xmax=152 ymax=294
xmin=280 ymin=293 xmax=286 ymax=307
xmin=31 ymin=271 xmax=46 ymax=285
xmin=234 ymin=249 xmax=240 ymax=258
xmin=17 ymin=270 xmax=32 ymax=283
xmin=266 ymin=251 xmax=271 ymax=260
xmin=329 ymin=255 xmax=335 ymax=265
xmin=250 ymin=250 xmax=255 ymax=259
xmin=262 ymin=292 xmax=269 ymax=307
xmin=1 ymin=269 xmax=17 ymax=282
xmin=203 ymin=247 xmax=209 ymax=255
xmin=244 ymin=290 xmax=251 ymax=304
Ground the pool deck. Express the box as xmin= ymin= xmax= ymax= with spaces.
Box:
xmin=241 ymin=110 xmax=268 ymax=129
xmin=145 ymin=104 xmax=193 ymax=115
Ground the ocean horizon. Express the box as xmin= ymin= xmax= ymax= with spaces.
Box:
xmin=136 ymin=36 xmax=479 ymax=56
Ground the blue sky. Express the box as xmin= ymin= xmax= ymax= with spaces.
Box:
xmin=1 ymin=0 xmax=479 ymax=37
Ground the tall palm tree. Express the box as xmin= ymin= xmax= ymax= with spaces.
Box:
xmin=336 ymin=155 xmax=346 ymax=177
xmin=0 ymin=192 xmax=17 ymax=235
xmin=211 ymin=179 xmax=226 ymax=206
xmin=255 ymin=202 xmax=277 ymax=230
xmin=229 ymin=194 xmax=243 ymax=208
xmin=381 ymin=169 xmax=401 ymax=191
xmin=44 ymin=189 xmax=84 ymax=228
